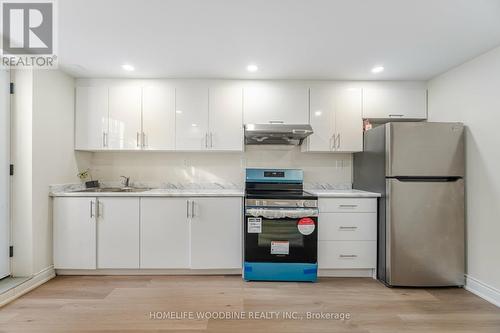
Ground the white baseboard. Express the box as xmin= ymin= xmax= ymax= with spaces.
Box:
xmin=318 ymin=269 xmax=375 ymax=278
xmin=56 ymin=268 xmax=242 ymax=275
xmin=465 ymin=274 xmax=500 ymax=307
xmin=0 ymin=266 xmax=55 ymax=308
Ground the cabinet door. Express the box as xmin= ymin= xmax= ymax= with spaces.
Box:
xmin=209 ymin=83 xmax=243 ymax=151
xmin=140 ymin=198 xmax=190 ymax=268
xmin=142 ymin=85 xmax=175 ymax=150
xmin=335 ymin=88 xmax=363 ymax=152
xmin=75 ymin=87 xmax=108 ymax=150
xmin=97 ymin=197 xmax=140 ymax=269
xmin=190 ymin=198 xmax=242 ymax=269
xmin=108 ymin=86 xmax=142 ymax=149
xmin=175 ymin=82 xmax=209 ymax=150
xmin=243 ymin=81 xmax=309 ymax=124
xmin=306 ymin=85 xmax=335 ymax=152
xmin=53 ymin=197 xmax=96 ymax=269
xmin=362 ymin=82 xmax=427 ymax=119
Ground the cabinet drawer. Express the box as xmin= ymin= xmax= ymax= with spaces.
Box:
xmin=319 ymin=213 xmax=376 ymax=241
xmin=319 ymin=198 xmax=376 ymax=213
xmin=318 ymin=241 xmax=376 ymax=269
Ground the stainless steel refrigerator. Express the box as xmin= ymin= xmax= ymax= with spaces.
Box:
xmin=354 ymin=122 xmax=465 ymax=287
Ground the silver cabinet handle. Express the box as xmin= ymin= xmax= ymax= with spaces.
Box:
xmin=339 ymin=226 xmax=358 ymax=230
xmin=339 ymin=204 xmax=358 ymax=208
xmin=332 ymin=133 xmax=337 ymax=151
xmin=186 ymin=200 xmax=190 ymax=218
xmin=191 ymin=200 xmax=195 ymax=218
xmin=102 ymin=132 xmax=106 ymax=148
xmin=105 ymin=133 xmax=108 ymax=147
xmin=269 ymin=120 xmax=284 ymax=124
xmin=389 ymin=114 xmax=404 ymax=117
xmin=210 ymin=132 xmax=213 ymax=148
xmin=90 ymin=201 xmax=95 ymax=218
xmin=97 ymin=200 xmax=102 ymax=218
xmin=339 ymin=254 xmax=358 ymax=258
xmin=337 ymin=133 xmax=341 ymax=149
xmin=137 ymin=132 xmax=141 ymax=147
xmin=204 ymin=133 xmax=208 ymax=148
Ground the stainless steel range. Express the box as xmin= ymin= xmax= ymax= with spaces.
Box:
xmin=243 ymin=168 xmax=319 ymax=282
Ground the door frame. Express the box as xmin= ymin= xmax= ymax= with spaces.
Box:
xmin=0 ymin=69 xmax=11 ymax=279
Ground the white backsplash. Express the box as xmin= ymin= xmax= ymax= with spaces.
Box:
xmin=79 ymin=146 xmax=352 ymax=189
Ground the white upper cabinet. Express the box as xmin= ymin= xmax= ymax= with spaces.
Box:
xmin=305 ymin=85 xmax=363 ymax=152
xmin=307 ymin=85 xmax=336 ymax=152
xmin=75 ymin=86 xmax=109 ymax=150
xmin=108 ymin=86 xmax=142 ymax=149
xmin=142 ymin=85 xmax=175 ymax=150
xmin=362 ymin=82 xmax=427 ymax=119
xmin=175 ymin=82 xmax=210 ymax=150
xmin=243 ymin=81 xmax=309 ymax=124
xmin=335 ymin=88 xmax=363 ymax=152
xmin=208 ymin=83 xmax=243 ymax=151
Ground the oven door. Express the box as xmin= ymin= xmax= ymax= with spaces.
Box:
xmin=244 ymin=208 xmax=318 ymax=263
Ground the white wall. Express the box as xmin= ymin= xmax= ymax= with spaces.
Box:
xmin=428 ymin=45 xmax=500 ymax=297
xmin=11 ymin=69 xmax=91 ymax=277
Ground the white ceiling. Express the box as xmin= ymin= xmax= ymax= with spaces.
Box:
xmin=59 ymin=0 xmax=500 ymax=80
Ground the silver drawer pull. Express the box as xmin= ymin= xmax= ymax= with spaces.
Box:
xmin=339 ymin=226 xmax=358 ymax=230
xmin=389 ymin=114 xmax=404 ymax=117
xmin=339 ymin=204 xmax=358 ymax=208
xmin=339 ymin=254 xmax=358 ymax=258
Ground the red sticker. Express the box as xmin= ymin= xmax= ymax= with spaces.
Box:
xmin=297 ymin=218 xmax=315 ymax=235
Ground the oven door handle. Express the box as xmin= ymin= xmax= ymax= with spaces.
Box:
xmin=245 ymin=208 xmax=319 ymax=219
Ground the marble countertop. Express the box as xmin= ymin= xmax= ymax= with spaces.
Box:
xmin=50 ymin=188 xmax=245 ymax=197
xmin=307 ymin=189 xmax=381 ymax=198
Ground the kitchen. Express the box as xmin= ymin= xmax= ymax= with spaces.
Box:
xmin=1 ymin=0 xmax=500 ymax=332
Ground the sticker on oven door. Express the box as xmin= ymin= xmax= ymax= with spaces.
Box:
xmin=271 ymin=241 xmax=289 ymax=255
xmin=247 ymin=218 xmax=262 ymax=233
xmin=297 ymin=217 xmax=315 ymax=235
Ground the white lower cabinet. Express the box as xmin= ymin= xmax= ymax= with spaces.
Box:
xmin=54 ymin=196 xmax=242 ymax=271
xmin=97 ymin=198 xmax=140 ymax=269
xmin=140 ymin=198 xmax=190 ymax=269
xmin=140 ymin=197 xmax=242 ymax=269
xmin=54 ymin=197 xmax=97 ymax=269
xmin=317 ymin=198 xmax=377 ymax=271
xmin=190 ymin=198 xmax=242 ymax=269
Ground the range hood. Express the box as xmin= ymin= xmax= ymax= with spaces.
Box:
xmin=244 ymin=124 xmax=313 ymax=145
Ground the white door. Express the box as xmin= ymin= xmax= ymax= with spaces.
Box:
xmin=97 ymin=197 xmax=140 ymax=268
xmin=335 ymin=88 xmax=363 ymax=152
xmin=306 ymin=85 xmax=336 ymax=152
xmin=53 ymin=197 xmax=97 ymax=269
xmin=0 ymin=70 xmax=10 ymax=278
xmin=208 ymin=83 xmax=243 ymax=151
xmin=108 ymin=86 xmax=142 ymax=149
xmin=175 ymin=82 xmax=209 ymax=150
xmin=140 ymin=198 xmax=190 ymax=268
xmin=75 ymin=86 xmax=109 ymax=150
xmin=190 ymin=198 xmax=242 ymax=269
xmin=243 ymin=81 xmax=309 ymax=124
xmin=142 ymin=85 xmax=176 ymax=150
xmin=362 ymin=82 xmax=427 ymax=119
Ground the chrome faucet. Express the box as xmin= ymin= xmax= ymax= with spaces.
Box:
xmin=120 ymin=176 xmax=131 ymax=188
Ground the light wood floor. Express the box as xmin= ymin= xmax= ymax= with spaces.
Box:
xmin=0 ymin=275 xmax=499 ymax=332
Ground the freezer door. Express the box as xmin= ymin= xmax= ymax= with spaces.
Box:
xmin=386 ymin=178 xmax=464 ymax=286
xmin=386 ymin=122 xmax=464 ymax=177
